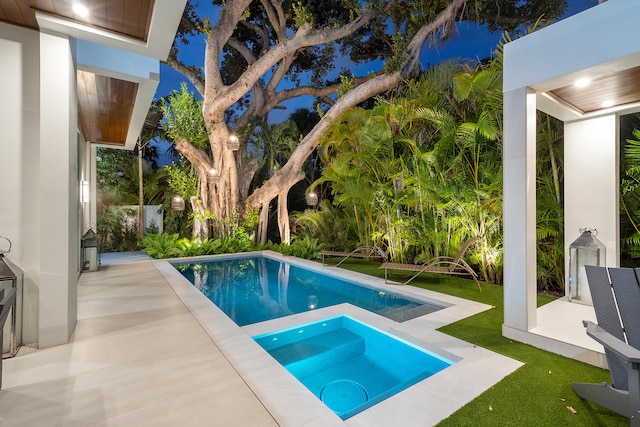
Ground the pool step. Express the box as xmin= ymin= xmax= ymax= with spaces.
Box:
xmin=267 ymin=329 xmax=365 ymax=377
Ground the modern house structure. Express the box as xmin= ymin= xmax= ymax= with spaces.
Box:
xmin=0 ymin=0 xmax=186 ymax=349
xmin=503 ymin=0 xmax=640 ymax=367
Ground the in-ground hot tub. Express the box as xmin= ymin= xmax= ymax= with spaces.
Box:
xmin=253 ymin=315 xmax=454 ymax=419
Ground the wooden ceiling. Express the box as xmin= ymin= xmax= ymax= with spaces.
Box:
xmin=549 ymin=66 xmax=640 ymax=115
xmin=0 ymin=0 xmax=153 ymax=41
xmin=0 ymin=0 xmax=156 ymax=146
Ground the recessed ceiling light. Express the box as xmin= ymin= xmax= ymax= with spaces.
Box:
xmin=73 ymin=3 xmax=89 ymax=18
xmin=575 ymin=78 xmax=591 ymax=88
xmin=601 ymin=100 xmax=615 ymax=108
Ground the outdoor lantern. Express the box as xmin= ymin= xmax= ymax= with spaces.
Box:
xmin=568 ymin=228 xmax=606 ymax=305
xmin=306 ymin=191 xmax=319 ymax=207
xmin=171 ymin=195 xmax=185 ymax=211
xmin=207 ymin=167 xmax=220 ymax=183
xmin=227 ymin=134 xmax=240 ymax=151
xmin=81 ymin=229 xmax=99 ymax=272
xmin=0 ymin=236 xmax=23 ymax=358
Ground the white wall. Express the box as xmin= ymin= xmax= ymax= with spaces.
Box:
xmin=564 ymin=115 xmax=619 ymax=282
xmin=503 ymin=87 xmax=538 ymax=332
xmin=0 ymin=23 xmax=41 ymax=345
xmin=0 ymin=23 xmax=82 ymax=348
xmin=38 ymin=31 xmax=79 ymax=348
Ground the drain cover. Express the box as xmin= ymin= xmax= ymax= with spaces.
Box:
xmin=320 ymin=380 xmax=368 ymax=413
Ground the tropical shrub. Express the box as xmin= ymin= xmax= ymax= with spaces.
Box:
xmin=139 ymin=232 xmax=321 ymax=260
xmin=97 ymin=208 xmax=139 ymax=252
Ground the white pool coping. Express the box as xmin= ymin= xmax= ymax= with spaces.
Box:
xmin=154 ymin=251 xmax=523 ymax=426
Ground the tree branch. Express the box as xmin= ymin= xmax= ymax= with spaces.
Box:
xmin=165 ymin=56 xmax=205 ymax=97
xmin=406 ymin=0 xmax=468 ymax=77
xmin=246 ymin=72 xmax=401 ymax=208
xmin=218 ymin=6 xmax=386 ymax=112
xmin=227 ymin=37 xmax=258 ymax=65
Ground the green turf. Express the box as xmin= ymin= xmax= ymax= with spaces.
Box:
xmin=324 ymin=259 xmax=628 ymax=426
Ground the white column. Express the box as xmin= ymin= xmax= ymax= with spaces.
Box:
xmin=564 ymin=115 xmax=619 ymax=281
xmin=38 ymin=32 xmax=78 ymax=348
xmin=503 ymin=87 xmax=538 ymax=332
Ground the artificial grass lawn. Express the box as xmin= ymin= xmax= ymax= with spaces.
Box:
xmin=328 ymin=259 xmax=628 ymax=426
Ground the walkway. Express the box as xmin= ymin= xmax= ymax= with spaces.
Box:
xmin=0 ymin=261 xmax=278 ymax=426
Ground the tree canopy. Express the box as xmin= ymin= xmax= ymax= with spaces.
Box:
xmin=164 ymin=0 xmax=567 ymax=243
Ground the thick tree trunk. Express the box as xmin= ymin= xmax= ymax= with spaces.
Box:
xmin=277 ymin=189 xmax=290 ymax=244
xmin=258 ymin=200 xmax=269 ymax=244
xmin=190 ymin=196 xmax=209 ymax=239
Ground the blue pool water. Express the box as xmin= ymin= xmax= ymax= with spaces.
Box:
xmin=254 ymin=315 xmax=454 ymax=419
xmin=173 ymin=255 xmax=442 ymax=326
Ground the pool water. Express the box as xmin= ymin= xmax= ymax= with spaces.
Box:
xmin=254 ymin=315 xmax=454 ymax=419
xmin=173 ymin=255 xmax=442 ymax=326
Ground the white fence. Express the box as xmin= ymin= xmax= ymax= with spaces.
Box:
xmin=113 ymin=205 xmax=164 ymax=234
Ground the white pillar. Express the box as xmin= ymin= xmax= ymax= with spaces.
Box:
xmin=564 ymin=115 xmax=619 ymax=283
xmin=503 ymin=87 xmax=538 ymax=332
xmin=38 ymin=32 xmax=78 ymax=347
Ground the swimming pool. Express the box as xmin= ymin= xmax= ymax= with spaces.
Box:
xmin=173 ymin=255 xmax=442 ymax=326
xmin=254 ymin=315 xmax=454 ymax=419
xmin=156 ymin=253 xmax=517 ymax=425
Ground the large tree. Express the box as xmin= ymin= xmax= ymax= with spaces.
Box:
xmin=166 ymin=0 xmax=566 ymax=243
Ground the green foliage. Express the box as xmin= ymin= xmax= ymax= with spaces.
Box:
xmin=161 ymin=83 xmax=209 ymax=148
xmin=139 ymin=233 xmax=182 ymax=259
xmin=97 ymin=208 xmax=139 ymax=253
xmin=271 ymin=236 xmax=322 ymax=259
xmin=140 ymin=231 xmax=321 ymax=260
xmin=165 ymin=161 xmax=197 ymax=200
xmin=620 ymin=120 xmax=640 ymax=265
xmin=307 ymin=60 xmax=504 ymax=280
xmin=291 ymin=1 xmax=315 ymax=29
xmin=337 ymin=74 xmax=356 ymax=97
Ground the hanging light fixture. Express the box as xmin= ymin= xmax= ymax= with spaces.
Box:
xmin=207 ymin=167 xmax=220 ymax=183
xmin=171 ymin=195 xmax=185 ymax=211
xmin=305 ymin=191 xmax=319 ymax=207
xmin=227 ymin=134 xmax=240 ymax=151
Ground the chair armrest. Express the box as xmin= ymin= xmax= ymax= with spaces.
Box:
xmin=584 ymin=320 xmax=640 ymax=365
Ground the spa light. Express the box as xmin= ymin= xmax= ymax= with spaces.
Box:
xmin=575 ymin=78 xmax=591 ymax=88
xmin=601 ymin=100 xmax=615 ymax=108
xmin=72 ymin=3 xmax=89 ymax=18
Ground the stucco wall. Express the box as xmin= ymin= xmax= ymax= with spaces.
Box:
xmin=0 ymin=22 xmax=41 ymax=345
